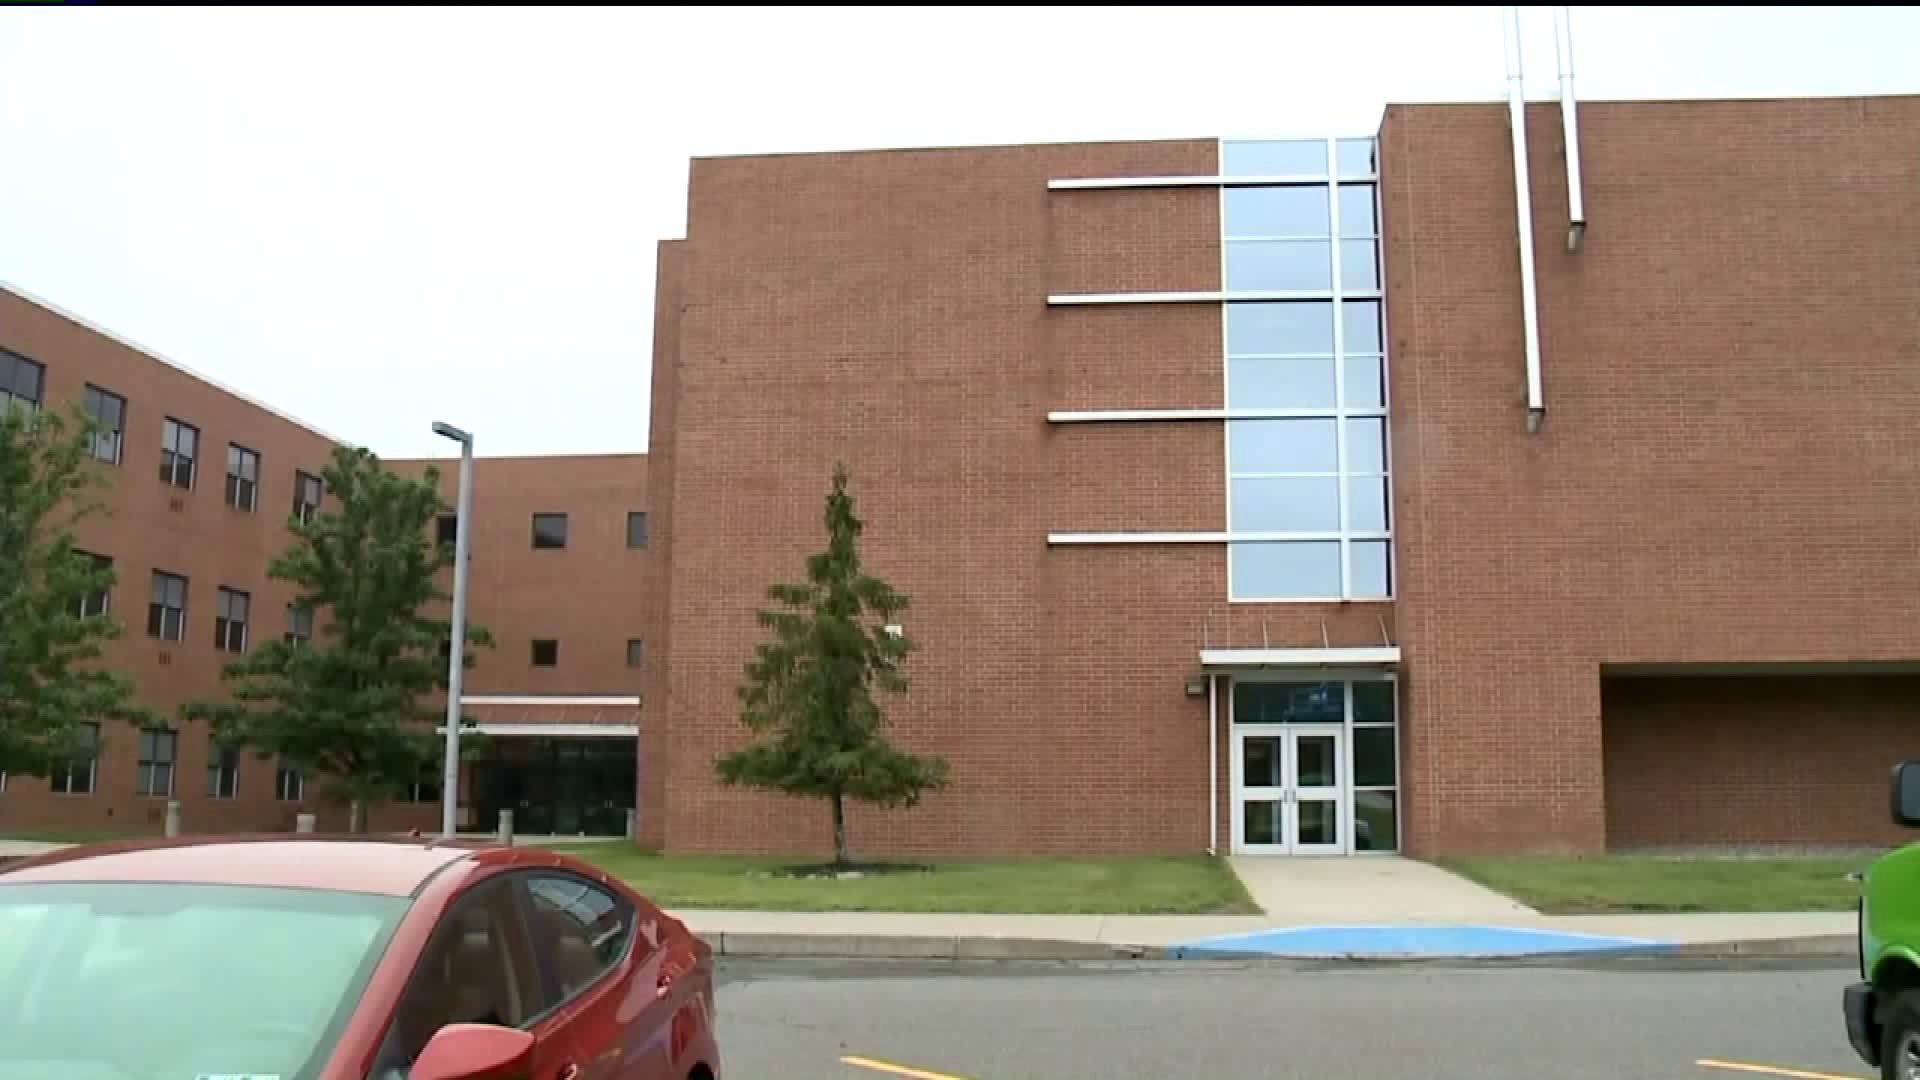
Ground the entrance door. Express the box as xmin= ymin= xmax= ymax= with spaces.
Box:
xmin=1232 ymin=726 xmax=1346 ymax=855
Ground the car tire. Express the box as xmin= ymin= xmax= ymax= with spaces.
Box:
xmin=1881 ymin=989 xmax=1920 ymax=1080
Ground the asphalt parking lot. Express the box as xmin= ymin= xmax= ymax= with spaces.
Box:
xmin=714 ymin=955 xmax=1870 ymax=1080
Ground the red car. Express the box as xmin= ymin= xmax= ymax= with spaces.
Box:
xmin=0 ymin=835 xmax=722 ymax=1080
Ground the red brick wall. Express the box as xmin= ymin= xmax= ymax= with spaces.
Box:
xmin=637 ymin=239 xmax=685 ymax=848
xmin=1603 ymin=675 xmax=1920 ymax=849
xmin=1381 ymin=95 xmax=1920 ymax=855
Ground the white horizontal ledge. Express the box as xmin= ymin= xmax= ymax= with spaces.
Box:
xmin=1200 ymin=646 xmax=1401 ymax=668
xmin=1047 ymin=174 xmax=1362 ymax=190
xmin=462 ymin=694 xmax=640 ymax=707
xmin=1050 ymin=531 xmax=1389 ymax=545
xmin=1047 ymin=408 xmax=1388 ymax=424
xmin=436 ymin=723 xmax=639 ymax=738
xmin=1047 ymin=289 xmax=1379 ymax=306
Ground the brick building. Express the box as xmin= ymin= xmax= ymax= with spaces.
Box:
xmin=0 ymin=285 xmax=648 ymax=836
xmin=643 ymin=91 xmax=1920 ymax=858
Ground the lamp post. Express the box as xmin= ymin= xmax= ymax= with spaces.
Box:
xmin=431 ymin=421 xmax=474 ymax=839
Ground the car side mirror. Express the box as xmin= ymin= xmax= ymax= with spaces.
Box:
xmin=412 ymin=1024 xmax=536 ymax=1080
xmin=1891 ymin=761 xmax=1920 ymax=828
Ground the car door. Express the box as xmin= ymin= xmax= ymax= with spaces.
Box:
xmin=517 ymin=870 xmax=677 ymax=1080
xmin=364 ymin=873 xmax=561 ymax=1080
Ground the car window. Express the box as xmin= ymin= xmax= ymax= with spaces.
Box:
xmin=524 ymin=873 xmax=635 ymax=1000
xmin=0 ymin=881 xmax=405 ymax=1080
xmin=372 ymin=877 xmax=541 ymax=1080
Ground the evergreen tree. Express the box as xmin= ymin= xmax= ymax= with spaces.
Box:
xmin=717 ymin=463 xmax=949 ymax=866
xmin=183 ymin=444 xmax=492 ymax=831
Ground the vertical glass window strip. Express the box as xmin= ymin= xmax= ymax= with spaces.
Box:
xmin=1221 ymin=136 xmax=1391 ymax=601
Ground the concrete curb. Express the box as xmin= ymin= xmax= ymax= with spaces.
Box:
xmin=703 ymin=931 xmax=1855 ymax=964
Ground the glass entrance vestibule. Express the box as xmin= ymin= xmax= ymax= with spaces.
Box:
xmin=1228 ymin=676 xmax=1400 ymax=855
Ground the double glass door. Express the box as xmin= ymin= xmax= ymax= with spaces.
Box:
xmin=1233 ymin=725 xmax=1344 ymax=855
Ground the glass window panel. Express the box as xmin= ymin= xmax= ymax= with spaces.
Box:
xmin=1229 ymin=541 xmax=1341 ymax=599
xmin=1340 ymin=239 xmax=1380 ymax=291
xmin=1355 ymin=727 xmax=1398 ymax=788
xmin=1229 ymin=418 xmax=1337 ymax=474
xmin=1342 ymin=300 xmax=1383 ymax=354
xmin=1224 ymin=185 xmax=1330 ymax=238
xmin=1353 ymin=790 xmax=1398 ymax=851
xmin=1338 ymin=184 xmax=1378 ymax=237
xmin=1295 ymin=735 xmax=1338 ymax=787
xmin=1296 ymin=798 xmax=1337 ymax=846
xmin=1231 ymin=476 xmax=1341 ymax=533
xmin=1347 ymin=476 xmax=1390 ymax=532
xmin=1226 ymin=356 xmax=1336 ymax=410
xmin=1233 ymin=681 xmax=1344 ymax=724
xmin=1226 ymin=239 xmax=1331 ymax=292
xmin=1351 ymin=540 xmax=1392 ymax=597
xmin=1241 ymin=736 xmax=1282 ymax=788
xmin=1346 ymin=418 xmax=1388 ymax=474
xmin=1243 ymin=799 xmax=1282 ymax=845
xmin=1353 ymin=681 xmax=1395 ymax=725
xmin=1223 ymin=139 xmax=1328 ymax=177
xmin=1226 ymin=302 xmax=1333 ymax=356
xmin=1337 ymin=138 xmax=1377 ymax=178
xmin=1344 ymin=355 xmax=1385 ymax=409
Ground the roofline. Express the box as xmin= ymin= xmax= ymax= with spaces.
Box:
xmin=0 ymin=279 xmax=358 ymax=448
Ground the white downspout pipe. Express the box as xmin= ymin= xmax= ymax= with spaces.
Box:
xmin=1505 ymin=5 xmax=1546 ymax=434
xmin=1207 ymin=674 xmax=1219 ymax=855
xmin=1555 ymin=5 xmax=1587 ymax=253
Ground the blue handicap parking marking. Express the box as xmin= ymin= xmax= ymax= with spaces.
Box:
xmin=1168 ymin=924 xmax=1673 ymax=959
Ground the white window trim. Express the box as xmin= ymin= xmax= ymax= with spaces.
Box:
xmin=1048 ymin=288 xmax=1382 ymax=307
xmin=1047 ymin=407 xmax=1388 ymax=424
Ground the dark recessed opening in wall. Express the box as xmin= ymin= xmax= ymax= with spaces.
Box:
xmin=436 ymin=514 xmax=458 ymax=547
xmin=531 ymin=639 xmax=559 ymax=667
xmin=532 ymin=512 xmax=568 ymax=549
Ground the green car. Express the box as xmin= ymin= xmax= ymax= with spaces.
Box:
xmin=1847 ymin=762 xmax=1920 ymax=1080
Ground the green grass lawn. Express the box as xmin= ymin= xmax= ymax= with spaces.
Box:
xmin=546 ymin=844 xmax=1259 ymax=915
xmin=1436 ymin=854 xmax=1868 ymax=914
xmin=0 ymin=828 xmax=144 ymax=845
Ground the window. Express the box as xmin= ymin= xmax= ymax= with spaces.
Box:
xmin=1221 ymin=136 xmax=1391 ymax=602
xmin=83 ymin=384 xmax=126 ymax=464
xmin=135 ymin=728 xmax=177 ymax=797
xmin=524 ymin=874 xmax=634 ymax=998
xmin=626 ymin=511 xmax=648 ymax=549
xmin=626 ymin=639 xmax=644 ymax=669
xmin=226 ymin=444 xmax=260 ymax=511
xmin=531 ymin=639 xmax=559 ymax=667
xmin=48 ymin=723 xmax=98 ymax=795
xmin=293 ymin=470 xmax=323 ymax=524
xmin=285 ymin=604 xmax=314 ymax=647
xmin=0 ymin=881 xmax=408 ymax=1080
xmin=371 ymin=878 xmax=541 ymax=1076
xmin=214 ymin=587 xmax=250 ymax=653
xmin=0 ymin=348 xmax=44 ymax=414
xmin=435 ymin=514 xmax=458 ymax=548
xmin=147 ymin=571 xmax=188 ymax=641
xmin=531 ymin=513 xmax=568 ymax=549
xmin=160 ymin=418 xmax=198 ymax=490
xmin=206 ymin=745 xmax=239 ymax=799
xmin=74 ymin=552 xmax=112 ymax=618
xmin=275 ymin=763 xmax=304 ymax=802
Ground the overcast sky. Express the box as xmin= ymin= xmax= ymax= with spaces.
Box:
xmin=1 ymin=5 xmax=1914 ymax=460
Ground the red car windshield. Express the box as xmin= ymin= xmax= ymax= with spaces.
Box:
xmin=0 ymin=880 xmax=408 ymax=1080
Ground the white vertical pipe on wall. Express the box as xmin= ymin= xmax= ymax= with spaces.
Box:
xmin=1504 ymin=6 xmax=1546 ymax=433
xmin=1554 ymin=5 xmax=1587 ymax=252
xmin=1207 ymin=675 xmax=1219 ymax=855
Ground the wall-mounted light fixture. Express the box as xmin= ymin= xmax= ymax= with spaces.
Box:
xmin=1184 ymin=676 xmax=1208 ymax=698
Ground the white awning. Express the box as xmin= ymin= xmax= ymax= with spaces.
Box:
xmin=1199 ymin=646 xmax=1401 ymax=669
xmin=435 ymin=723 xmax=638 ymax=738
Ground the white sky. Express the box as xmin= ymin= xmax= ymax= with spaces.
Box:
xmin=1 ymin=5 xmax=1914 ymax=460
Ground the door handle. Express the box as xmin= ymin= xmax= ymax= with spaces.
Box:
xmin=656 ymin=972 xmax=675 ymax=998
xmin=558 ymin=1065 xmax=580 ymax=1080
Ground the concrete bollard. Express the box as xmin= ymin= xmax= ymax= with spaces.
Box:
xmin=497 ymin=808 xmax=514 ymax=847
xmin=295 ymin=813 xmax=317 ymax=834
xmin=164 ymin=800 xmax=182 ymax=838
xmin=625 ymin=808 xmax=637 ymax=841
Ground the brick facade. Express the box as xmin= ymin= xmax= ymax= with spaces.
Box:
xmin=646 ymin=94 xmax=1920 ymax=858
xmin=0 ymin=286 xmax=644 ymax=837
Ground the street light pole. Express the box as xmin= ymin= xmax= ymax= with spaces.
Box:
xmin=431 ymin=421 xmax=474 ymax=839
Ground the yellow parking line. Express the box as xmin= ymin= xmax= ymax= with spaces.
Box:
xmin=840 ymin=1055 xmax=973 ymax=1080
xmin=1696 ymin=1058 xmax=1868 ymax=1080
